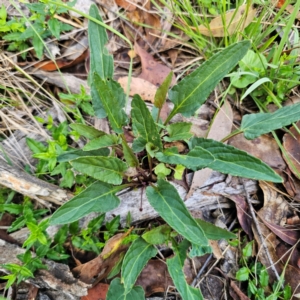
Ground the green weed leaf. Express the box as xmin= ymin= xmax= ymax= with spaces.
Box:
xmin=154 ymin=71 xmax=173 ymax=109
xmin=167 ymin=40 xmax=250 ymax=120
xmin=106 ymin=278 xmax=144 ymax=300
xmin=189 ymin=243 xmax=212 ymax=257
xmin=88 ymin=4 xmax=114 ymax=118
xmin=164 ymin=122 xmax=193 ymax=142
xmin=48 ymin=18 xmax=60 ymax=39
xmin=50 ymin=181 xmax=122 ymax=225
xmin=241 ymin=102 xmax=300 ymax=139
xmin=142 ymin=224 xmax=171 ymax=244
xmin=57 ymin=149 xmax=109 ymax=162
xmin=131 ymin=94 xmax=162 ymax=151
xmin=167 ymin=254 xmax=203 ymax=300
xmin=122 ymin=237 xmax=157 ymax=293
xmin=236 ymin=267 xmax=250 ymax=281
xmin=146 ymin=179 xmax=209 ymax=246
xmin=196 ymin=219 xmax=236 ymax=240
xmin=92 ymin=73 xmax=127 ymax=133
xmin=156 ymin=138 xmax=282 ymax=182
xmin=71 ymin=156 xmax=127 ymax=185
xmin=83 ymin=134 xmax=121 ymax=150
xmin=122 ymin=140 xmax=139 ymax=167
xmin=70 ymin=123 xmax=106 ymax=139
xmin=88 ymin=4 xmax=113 ymax=79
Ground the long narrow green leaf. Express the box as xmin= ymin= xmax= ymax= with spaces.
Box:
xmin=131 ymin=94 xmax=162 ymax=151
xmin=156 ymin=138 xmax=282 ymax=182
xmin=146 ymin=179 xmax=209 ymax=246
xmin=83 ymin=134 xmax=121 ymax=150
xmin=69 ymin=123 xmax=105 ymax=139
xmin=50 ymin=182 xmax=121 ymax=225
xmin=241 ymin=102 xmax=300 ymax=139
xmin=167 ymin=40 xmax=250 ymax=121
xmin=122 ymin=237 xmax=157 ymax=293
xmin=106 ymin=278 xmax=144 ymax=300
xmin=88 ymin=4 xmax=113 ymax=118
xmin=71 ymin=156 xmax=127 ymax=185
xmin=57 ymin=149 xmax=109 ymax=162
xmin=88 ymin=5 xmax=113 ymax=78
xmin=92 ymin=73 xmax=127 ymax=133
xmin=167 ymin=254 xmax=203 ymax=300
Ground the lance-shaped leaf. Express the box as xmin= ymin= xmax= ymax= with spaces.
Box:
xmin=167 ymin=252 xmax=203 ymax=300
xmin=196 ymin=219 xmax=236 ymax=240
xmin=88 ymin=4 xmax=114 ymax=118
xmin=131 ymin=94 xmax=162 ymax=151
xmin=106 ymin=278 xmax=144 ymax=300
xmin=146 ymin=179 xmax=209 ymax=246
xmin=71 ymin=156 xmax=127 ymax=185
xmin=241 ymin=102 xmax=300 ymax=139
xmin=50 ymin=182 xmax=121 ymax=225
xmin=70 ymin=123 xmax=106 ymax=139
xmin=122 ymin=238 xmax=157 ymax=293
xmin=156 ymin=138 xmax=282 ymax=182
xmin=154 ymin=71 xmax=173 ymax=109
xmin=57 ymin=149 xmax=109 ymax=162
xmin=83 ymin=134 xmax=121 ymax=150
xmin=167 ymin=40 xmax=250 ymax=120
xmin=92 ymin=73 xmax=127 ymax=133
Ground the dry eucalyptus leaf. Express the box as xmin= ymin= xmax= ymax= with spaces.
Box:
xmin=134 ymin=42 xmax=176 ymax=86
xmin=198 ymin=4 xmax=256 ymax=37
xmin=229 ymin=134 xmax=286 ymax=171
xmin=118 ymin=76 xmax=157 ymax=102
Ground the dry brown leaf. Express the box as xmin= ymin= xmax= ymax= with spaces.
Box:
xmin=81 ymin=283 xmax=109 ymax=300
xmin=118 ymin=76 xmax=157 ymax=102
xmin=227 ymin=194 xmax=252 ymax=239
xmin=187 ymin=100 xmax=233 ymax=198
xmin=259 ymin=182 xmax=289 ymax=226
xmin=283 ymin=121 xmax=300 ymax=179
xmin=141 ymin=10 xmax=161 ymax=44
xmin=135 ymin=260 xmax=173 ymax=296
xmin=209 ymin=240 xmax=223 ymax=260
xmin=198 ymin=4 xmax=256 ymax=37
xmin=115 ymin=0 xmax=137 ymax=11
xmin=229 ymin=134 xmax=286 ymax=171
xmin=134 ymin=42 xmax=176 ymax=86
xmin=72 ymin=230 xmax=132 ymax=283
xmin=32 ymin=49 xmax=88 ymax=71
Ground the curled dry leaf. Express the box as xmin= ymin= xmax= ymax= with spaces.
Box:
xmin=72 ymin=230 xmax=132 ymax=283
xmin=198 ymin=4 xmax=256 ymax=37
xmin=118 ymin=76 xmax=157 ymax=103
xmin=283 ymin=121 xmax=300 ymax=179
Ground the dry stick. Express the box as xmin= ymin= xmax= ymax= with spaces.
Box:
xmin=191 ymin=218 xmax=237 ymax=287
xmin=242 ymin=179 xmax=282 ymax=285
